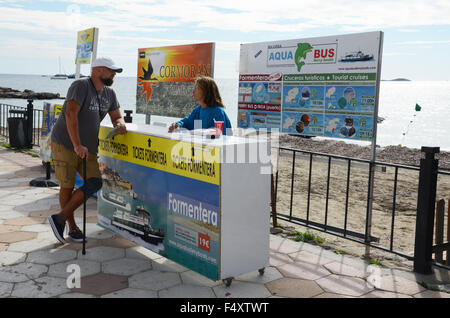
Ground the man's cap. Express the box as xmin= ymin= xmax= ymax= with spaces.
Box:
xmin=91 ymin=57 xmax=123 ymax=73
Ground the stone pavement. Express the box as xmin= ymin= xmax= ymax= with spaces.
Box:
xmin=0 ymin=146 xmax=450 ymax=298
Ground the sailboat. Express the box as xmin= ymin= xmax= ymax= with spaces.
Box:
xmin=51 ymin=57 xmax=68 ymax=80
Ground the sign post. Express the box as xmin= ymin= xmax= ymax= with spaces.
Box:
xmin=75 ymin=27 xmax=98 ymax=79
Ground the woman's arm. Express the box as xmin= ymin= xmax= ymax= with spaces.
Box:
xmin=168 ymin=106 xmax=200 ymax=132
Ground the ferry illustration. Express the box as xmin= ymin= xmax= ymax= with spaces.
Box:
xmin=100 ymin=190 xmax=132 ymax=211
xmin=112 ymin=206 xmax=165 ymax=244
xmin=339 ymin=51 xmax=374 ymax=62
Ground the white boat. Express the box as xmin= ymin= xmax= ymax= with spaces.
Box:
xmin=51 ymin=57 xmax=68 ymax=80
xmin=339 ymin=51 xmax=374 ymax=62
xmin=51 ymin=74 xmax=68 ymax=80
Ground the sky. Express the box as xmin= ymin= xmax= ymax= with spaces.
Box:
xmin=0 ymin=0 xmax=449 ymax=80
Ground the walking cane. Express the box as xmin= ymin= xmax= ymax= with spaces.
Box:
xmin=82 ymin=156 xmax=87 ymax=255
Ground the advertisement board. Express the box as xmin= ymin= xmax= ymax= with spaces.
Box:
xmin=97 ymin=127 xmax=221 ymax=280
xmin=238 ymin=31 xmax=383 ymax=141
xmin=75 ymin=28 xmax=95 ymax=65
xmin=136 ymin=42 xmax=215 ymax=118
xmin=39 ymin=102 xmax=63 ymax=162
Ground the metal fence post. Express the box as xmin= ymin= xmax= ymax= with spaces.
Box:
xmin=26 ymin=99 xmax=34 ymax=149
xmin=413 ymin=146 xmax=440 ymax=274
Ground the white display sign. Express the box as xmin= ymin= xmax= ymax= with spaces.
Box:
xmin=238 ymin=31 xmax=383 ymax=142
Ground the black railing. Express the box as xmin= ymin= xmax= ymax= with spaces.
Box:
xmin=273 ymin=145 xmax=450 ymax=273
xmin=432 ymin=169 xmax=450 ymax=270
xmin=274 ymin=146 xmax=419 ymax=261
xmin=0 ymin=101 xmax=43 ymax=147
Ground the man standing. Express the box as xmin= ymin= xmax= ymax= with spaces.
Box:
xmin=48 ymin=57 xmax=127 ymax=244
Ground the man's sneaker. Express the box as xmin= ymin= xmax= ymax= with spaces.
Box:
xmin=48 ymin=214 xmax=66 ymax=244
xmin=68 ymin=228 xmax=87 ymax=243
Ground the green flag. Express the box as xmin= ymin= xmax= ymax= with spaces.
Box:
xmin=415 ymin=103 xmax=422 ymax=111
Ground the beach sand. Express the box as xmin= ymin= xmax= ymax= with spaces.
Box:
xmin=271 ymin=134 xmax=450 ymax=269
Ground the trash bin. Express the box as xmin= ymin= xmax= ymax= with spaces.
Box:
xmin=8 ymin=110 xmax=27 ymax=148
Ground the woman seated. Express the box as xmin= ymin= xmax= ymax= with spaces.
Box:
xmin=168 ymin=76 xmax=232 ymax=135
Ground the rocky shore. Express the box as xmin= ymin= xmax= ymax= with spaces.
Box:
xmin=0 ymin=86 xmax=60 ymax=99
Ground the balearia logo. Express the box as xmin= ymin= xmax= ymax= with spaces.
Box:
xmin=294 ymin=43 xmax=313 ymax=72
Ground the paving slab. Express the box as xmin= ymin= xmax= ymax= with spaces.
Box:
xmin=371 ymin=274 xmax=427 ymax=295
xmin=270 ymin=236 xmax=302 ymax=254
xmin=0 ymin=210 xmax=28 ymax=220
xmin=0 ymin=262 xmax=48 ymax=283
xmin=0 ymin=224 xmax=21 ymax=233
xmin=21 ymin=224 xmax=52 ymax=233
xmin=152 ymin=257 xmax=189 ymax=273
xmin=77 ymin=246 xmax=125 ymax=262
xmin=323 ymin=261 xmax=369 ymax=279
xmin=48 ymin=259 xmax=101 ymax=278
xmin=83 ymin=223 xmax=115 ymax=240
xmin=129 ymin=270 xmax=181 ymax=291
xmin=269 ymin=251 xmax=294 ymax=267
xmin=59 ymin=292 xmax=97 ymax=298
xmin=100 ymin=236 xmax=138 ymax=249
xmin=316 ymin=274 xmax=374 ymax=297
xmin=125 ymin=246 xmax=164 ymax=261
xmin=313 ymin=292 xmax=355 ymax=298
xmin=58 ymin=239 xmax=103 ymax=251
xmin=235 ymin=266 xmax=283 ymax=284
xmin=74 ymin=273 xmax=128 ymax=296
xmin=12 ymin=198 xmax=59 ymax=213
xmin=26 ymin=248 xmax=77 ymax=265
xmin=180 ymin=270 xmax=222 ymax=288
xmin=101 ymin=288 xmax=157 ymax=298
xmin=0 ymin=231 xmax=37 ymax=243
xmin=7 ymin=238 xmax=56 ymax=253
xmin=3 ymin=216 xmax=46 ymax=226
xmin=102 ymin=258 xmax=152 ymax=276
xmin=0 ymin=251 xmax=26 ymax=265
xmin=361 ymin=290 xmax=413 ymax=298
xmin=288 ymin=250 xmax=335 ymax=265
xmin=11 ymin=276 xmax=70 ymax=298
xmin=0 ymin=282 xmax=14 ymax=298
xmin=212 ymin=280 xmax=272 ymax=298
xmin=265 ymin=278 xmax=323 ymax=298
xmin=277 ymin=261 xmax=331 ymax=280
xmin=29 ymin=208 xmax=59 ymax=218
xmin=159 ymin=284 xmax=216 ymax=298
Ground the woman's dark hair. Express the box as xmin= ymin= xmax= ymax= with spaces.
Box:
xmin=195 ymin=76 xmax=225 ymax=108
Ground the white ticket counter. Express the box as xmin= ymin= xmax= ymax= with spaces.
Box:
xmin=96 ymin=123 xmax=271 ymax=285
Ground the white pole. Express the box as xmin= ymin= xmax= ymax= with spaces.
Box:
xmin=75 ymin=64 xmax=81 ymax=80
xmin=365 ymin=31 xmax=384 ymax=257
xmin=92 ymin=27 xmax=99 ymax=62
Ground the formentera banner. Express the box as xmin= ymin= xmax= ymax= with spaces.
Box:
xmin=136 ymin=42 xmax=215 ymax=118
xmin=97 ymin=127 xmax=221 ymax=280
xmin=238 ymin=31 xmax=383 ymax=141
xmin=75 ymin=27 xmax=95 ymax=64
xmin=39 ymin=102 xmax=63 ymax=162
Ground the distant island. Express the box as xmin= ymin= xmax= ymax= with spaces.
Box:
xmin=382 ymin=78 xmax=411 ymax=81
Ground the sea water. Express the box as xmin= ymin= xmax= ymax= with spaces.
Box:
xmin=1 ymin=74 xmax=449 ymax=151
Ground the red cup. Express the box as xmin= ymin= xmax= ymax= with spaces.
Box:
xmin=214 ymin=121 xmax=224 ymax=135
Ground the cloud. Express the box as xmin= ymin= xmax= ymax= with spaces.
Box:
xmin=384 ymin=52 xmax=417 ymax=56
xmin=2 ymin=0 xmax=449 ymax=36
xmin=396 ymin=40 xmax=450 ymax=45
xmin=396 ymin=28 xmax=420 ymax=33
